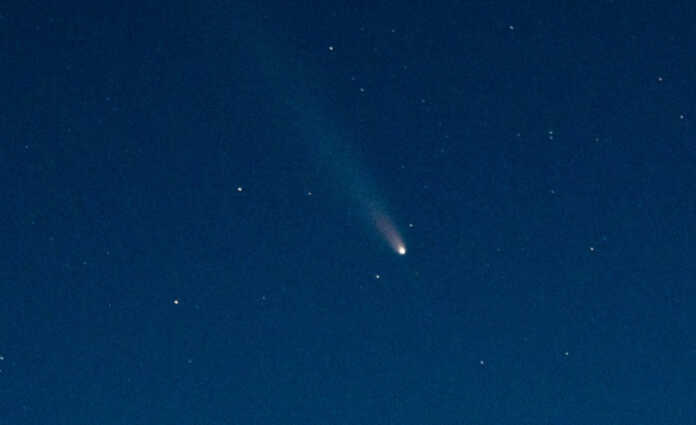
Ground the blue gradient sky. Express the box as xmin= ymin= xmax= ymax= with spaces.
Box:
xmin=3 ymin=1 xmax=696 ymax=424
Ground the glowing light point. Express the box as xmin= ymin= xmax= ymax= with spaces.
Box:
xmin=397 ymin=245 xmax=407 ymax=255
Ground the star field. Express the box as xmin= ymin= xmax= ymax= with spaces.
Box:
xmin=2 ymin=1 xmax=696 ymax=424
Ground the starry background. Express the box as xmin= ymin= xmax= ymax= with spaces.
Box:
xmin=2 ymin=1 xmax=696 ymax=424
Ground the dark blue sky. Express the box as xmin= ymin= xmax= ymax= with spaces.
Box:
xmin=3 ymin=1 xmax=696 ymax=424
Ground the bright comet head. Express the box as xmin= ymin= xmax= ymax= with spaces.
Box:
xmin=371 ymin=211 xmax=406 ymax=256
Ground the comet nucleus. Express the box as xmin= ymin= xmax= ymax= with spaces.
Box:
xmin=372 ymin=211 xmax=406 ymax=256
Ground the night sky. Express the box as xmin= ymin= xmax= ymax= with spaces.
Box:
xmin=3 ymin=1 xmax=696 ymax=424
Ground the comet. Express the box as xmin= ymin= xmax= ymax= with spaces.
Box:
xmin=372 ymin=210 xmax=407 ymax=256
xmin=245 ymin=22 xmax=407 ymax=255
